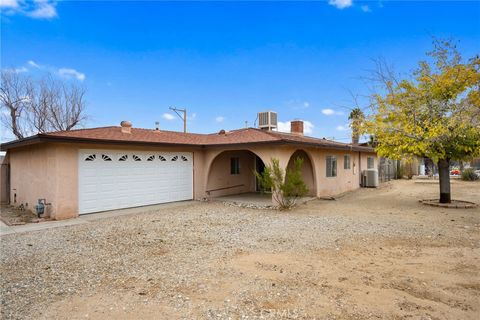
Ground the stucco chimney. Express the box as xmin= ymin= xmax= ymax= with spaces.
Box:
xmin=290 ymin=120 xmax=304 ymax=136
xmin=120 ymin=121 xmax=132 ymax=134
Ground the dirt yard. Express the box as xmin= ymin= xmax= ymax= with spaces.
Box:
xmin=1 ymin=180 xmax=479 ymax=319
xmin=0 ymin=205 xmax=43 ymax=226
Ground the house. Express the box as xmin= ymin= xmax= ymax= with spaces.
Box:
xmin=0 ymin=115 xmax=377 ymax=219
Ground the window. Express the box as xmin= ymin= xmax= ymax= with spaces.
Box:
xmin=159 ymin=155 xmax=166 ymax=161
xmin=133 ymin=155 xmax=142 ymax=161
xmin=344 ymin=155 xmax=351 ymax=169
xmin=367 ymin=157 xmax=375 ymax=169
xmin=85 ymin=154 xmax=96 ymax=161
xmin=230 ymin=157 xmax=240 ymax=175
xmin=102 ymin=154 xmax=112 ymax=161
xmin=326 ymin=156 xmax=337 ymax=177
xmin=118 ymin=155 xmax=128 ymax=161
xmin=171 ymin=156 xmax=178 ymax=161
xmin=181 ymin=155 xmax=188 ymax=162
xmin=147 ymin=155 xmax=155 ymax=161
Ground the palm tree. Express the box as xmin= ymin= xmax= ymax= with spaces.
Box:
xmin=348 ymin=107 xmax=365 ymax=145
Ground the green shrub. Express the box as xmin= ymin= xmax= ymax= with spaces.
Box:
xmin=461 ymin=168 xmax=479 ymax=181
xmin=255 ymin=157 xmax=309 ymax=210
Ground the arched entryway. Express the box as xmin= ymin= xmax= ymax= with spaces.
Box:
xmin=206 ymin=150 xmax=267 ymax=198
xmin=286 ymin=149 xmax=316 ymax=196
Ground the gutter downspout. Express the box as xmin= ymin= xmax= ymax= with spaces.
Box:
xmin=358 ymin=151 xmax=362 ymax=187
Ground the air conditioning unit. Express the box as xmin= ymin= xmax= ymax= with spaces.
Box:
xmin=258 ymin=111 xmax=277 ymax=131
xmin=362 ymin=169 xmax=379 ymax=188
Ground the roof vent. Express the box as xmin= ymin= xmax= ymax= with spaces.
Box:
xmin=258 ymin=111 xmax=277 ymax=131
xmin=218 ymin=129 xmax=226 ymax=135
xmin=120 ymin=121 xmax=132 ymax=134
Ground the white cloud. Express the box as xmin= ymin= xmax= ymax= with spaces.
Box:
xmin=15 ymin=66 xmax=28 ymax=73
xmin=215 ymin=116 xmax=225 ymax=123
xmin=27 ymin=0 xmax=57 ymax=19
xmin=277 ymin=120 xmax=314 ymax=135
xmin=361 ymin=5 xmax=371 ymax=13
xmin=162 ymin=113 xmax=175 ymax=121
xmin=328 ymin=0 xmax=353 ymax=10
xmin=5 ymin=61 xmax=87 ymax=82
xmin=286 ymin=99 xmax=311 ymax=110
xmin=321 ymin=108 xmax=344 ymax=116
xmin=336 ymin=124 xmax=350 ymax=131
xmin=277 ymin=121 xmax=290 ymax=133
xmin=0 ymin=0 xmax=19 ymax=8
xmin=58 ymin=68 xmax=85 ymax=81
xmin=2 ymin=66 xmax=27 ymax=73
xmin=27 ymin=60 xmax=41 ymax=68
xmin=303 ymin=121 xmax=314 ymax=135
xmin=1 ymin=0 xmax=57 ymax=19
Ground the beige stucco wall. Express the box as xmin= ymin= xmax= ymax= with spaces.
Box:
xmin=286 ymin=150 xmax=316 ymax=196
xmin=8 ymin=141 xmax=377 ymax=219
xmin=203 ymin=145 xmax=377 ymax=199
xmin=205 ymin=150 xmax=257 ymax=197
xmin=9 ymin=144 xmax=57 ymax=217
xmin=314 ymin=149 xmax=360 ymax=196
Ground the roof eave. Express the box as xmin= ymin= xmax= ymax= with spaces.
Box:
xmin=1 ymin=134 xmax=376 ymax=153
xmin=0 ymin=135 xmax=46 ymax=151
xmin=0 ymin=135 xmax=202 ymax=150
xmin=281 ymin=140 xmax=375 ymax=152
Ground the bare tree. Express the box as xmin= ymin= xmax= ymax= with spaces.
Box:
xmin=1 ymin=71 xmax=87 ymax=139
xmin=0 ymin=71 xmax=31 ymax=139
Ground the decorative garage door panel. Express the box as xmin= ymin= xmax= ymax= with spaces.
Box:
xmin=78 ymin=150 xmax=193 ymax=214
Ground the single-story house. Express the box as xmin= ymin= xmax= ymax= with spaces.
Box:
xmin=0 ymin=117 xmax=377 ymax=219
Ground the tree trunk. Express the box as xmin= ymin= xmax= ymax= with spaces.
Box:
xmin=438 ymin=158 xmax=451 ymax=203
xmin=352 ymin=134 xmax=359 ymax=145
xmin=10 ymin=108 xmax=24 ymax=139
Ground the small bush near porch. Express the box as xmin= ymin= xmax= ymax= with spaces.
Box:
xmin=255 ymin=157 xmax=309 ymax=210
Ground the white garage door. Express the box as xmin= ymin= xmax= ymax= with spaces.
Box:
xmin=78 ymin=150 xmax=193 ymax=214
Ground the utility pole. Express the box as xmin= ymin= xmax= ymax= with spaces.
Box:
xmin=169 ymin=107 xmax=187 ymax=133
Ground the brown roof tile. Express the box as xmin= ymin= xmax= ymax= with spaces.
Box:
xmin=1 ymin=126 xmax=375 ymax=152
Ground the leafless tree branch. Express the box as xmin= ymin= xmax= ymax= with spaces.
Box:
xmin=1 ymin=71 xmax=87 ymax=139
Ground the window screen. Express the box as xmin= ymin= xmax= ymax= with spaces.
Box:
xmin=231 ymin=157 xmax=240 ymax=175
xmin=326 ymin=156 xmax=337 ymax=177
xmin=344 ymin=155 xmax=351 ymax=169
xmin=367 ymin=157 xmax=375 ymax=169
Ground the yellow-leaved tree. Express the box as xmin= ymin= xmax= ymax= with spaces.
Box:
xmin=364 ymin=39 xmax=480 ymax=203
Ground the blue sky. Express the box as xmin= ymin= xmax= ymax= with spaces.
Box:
xmin=1 ymin=0 xmax=479 ymax=142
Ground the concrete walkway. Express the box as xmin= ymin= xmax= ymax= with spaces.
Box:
xmin=0 ymin=200 xmax=195 ymax=236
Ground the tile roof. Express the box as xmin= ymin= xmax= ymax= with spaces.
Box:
xmin=0 ymin=126 xmax=375 ymax=152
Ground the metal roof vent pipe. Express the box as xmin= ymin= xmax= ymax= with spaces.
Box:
xmin=120 ymin=121 xmax=132 ymax=134
xmin=290 ymin=120 xmax=304 ymax=136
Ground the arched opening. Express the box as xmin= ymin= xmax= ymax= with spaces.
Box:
xmin=286 ymin=149 xmax=316 ymax=196
xmin=206 ymin=150 xmax=267 ymax=198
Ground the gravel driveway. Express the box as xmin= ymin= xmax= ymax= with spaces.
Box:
xmin=1 ymin=180 xmax=479 ymax=319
